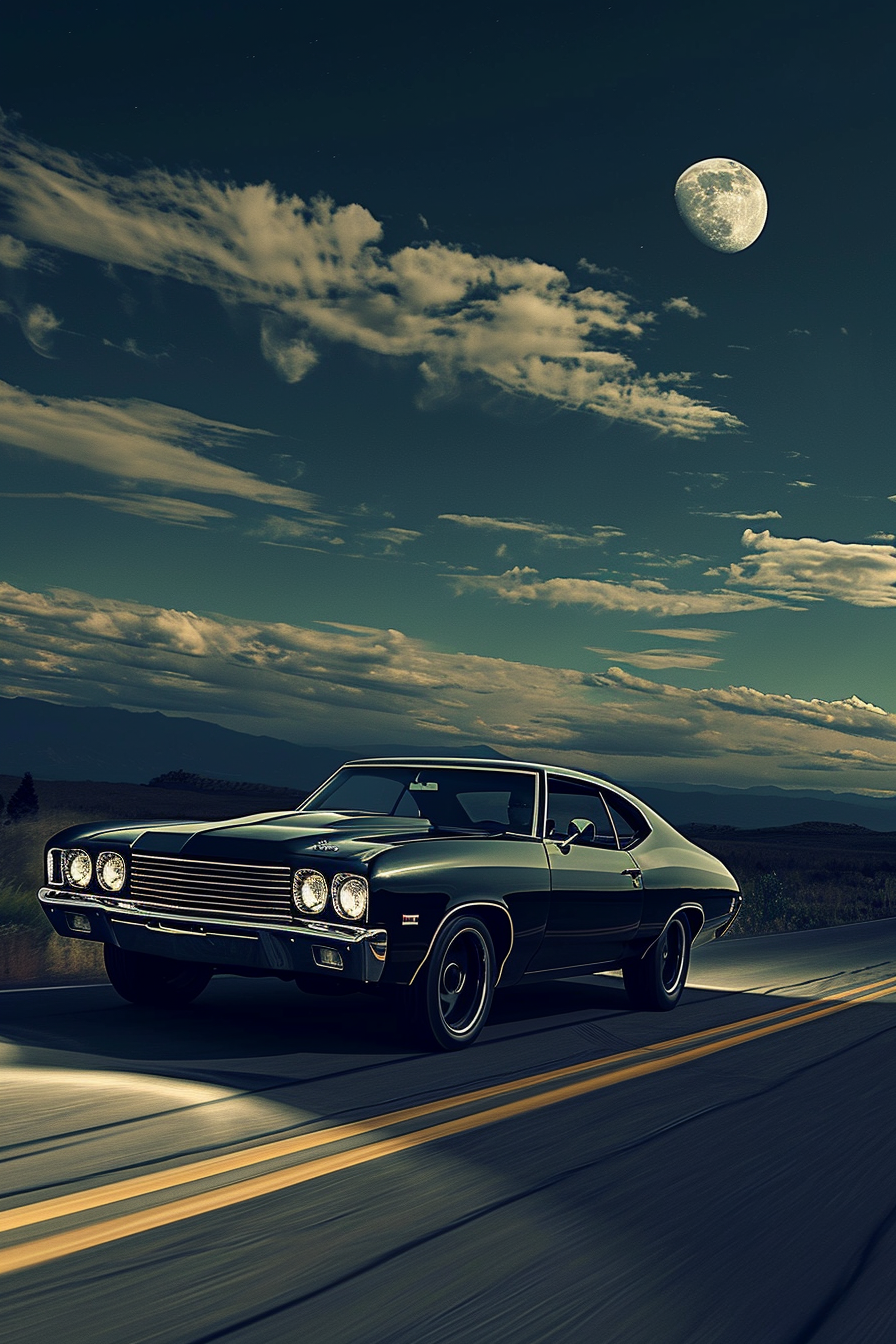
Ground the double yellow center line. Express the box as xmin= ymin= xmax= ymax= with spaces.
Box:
xmin=1 ymin=973 xmax=894 ymax=1276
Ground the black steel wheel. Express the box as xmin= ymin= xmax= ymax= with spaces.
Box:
xmin=622 ymin=914 xmax=691 ymax=1011
xmin=408 ymin=916 xmax=496 ymax=1050
xmin=103 ymin=945 xmax=212 ymax=1007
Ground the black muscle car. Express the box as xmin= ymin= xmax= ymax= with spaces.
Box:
xmin=38 ymin=758 xmax=741 ymax=1049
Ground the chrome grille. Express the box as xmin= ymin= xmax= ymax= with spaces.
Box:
xmin=129 ymin=854 xmax=293 ymax=924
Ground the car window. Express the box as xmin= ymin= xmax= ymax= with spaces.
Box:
xmin=602 ymin=790 xmax=650 ymax=848
xmin=302 ymin=766 xmax=536 ymax=832
xmin=546 ymin=779 xmax=618 ymax=847
xmin=312 ymin=772 xmax=409 ymax=815
xmin=456 ymin=790 xmax=528 ymax=829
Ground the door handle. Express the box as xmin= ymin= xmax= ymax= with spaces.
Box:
xmin=621 ymin=867 xmax=643 ymax=889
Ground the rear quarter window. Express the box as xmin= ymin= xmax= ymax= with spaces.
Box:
xmin=602 ymin=791 xmax=650 ymax=848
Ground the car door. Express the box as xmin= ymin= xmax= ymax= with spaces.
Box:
xmin=528 ymin=777 xmax=643 ymax=973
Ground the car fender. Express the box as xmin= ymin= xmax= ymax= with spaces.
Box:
xmin=631 ymin=902 xmax=705 ymax=960
xmin=406 ymin=900 xmax=515 ymax=987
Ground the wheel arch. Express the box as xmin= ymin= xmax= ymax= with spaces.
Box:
xmin=408 ymin=901 xmax=514 ymax=987
xmin=636 ymin=902 xmax=705 ymax=960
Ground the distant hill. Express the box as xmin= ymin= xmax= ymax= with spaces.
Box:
xmin=637 ymin=784 xmax=896 ymax=833
xmin=2 ymin=695 xmax=894 ymax=831
xmin=0 ymin=696 xmax=504 ymax=792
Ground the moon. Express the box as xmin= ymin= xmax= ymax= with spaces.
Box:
xmin=674 ymin=158 xmax=767 ymax=253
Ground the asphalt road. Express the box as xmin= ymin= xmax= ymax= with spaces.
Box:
xmin=1 ymin=921 xmax=895 ymax=1344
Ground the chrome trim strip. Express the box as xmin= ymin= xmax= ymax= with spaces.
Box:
xmin=407 ymin=900 xmax=515 ymax=988
xmin=130 ymin=853 xmax=293 ymax=872
xmin=37 ymin=889 xmax=385 ymax=946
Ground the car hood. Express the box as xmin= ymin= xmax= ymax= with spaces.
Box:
xmin=58 ymin=810 xmax=441 ymax=863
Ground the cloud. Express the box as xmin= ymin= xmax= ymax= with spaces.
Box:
xmin=0 ymin=129 xmax=743 ymax=439
xmin=365 ymin=526 xmax=421 ymax=544
xmin=867 ymin=532 xmax=895 ymax=542
xmin=0 ymin=232 xmax=33 ymax=268
xmin=663 ymin=296 xmax=705 ymax=319
xmin=0 ymin=379 xmax=320 ymax=513
xmin=452 ymin=565 xmax=786 ymax=615
xmin=577 ymin=258 xmax=629 ymax=282
xmin=720 ymin=529 xmax=896 ymax=608
xmin=587 ymin=646 xmax=723 ymax=670
xmin=259 ymin=316 xmax=319 ymax=383
xmin=597 ymin=666 xmax=895 ymax=741
xmin=102 ymin=335 xmax=166 ymax=361
xmin=19 ymin=303 xmax=61 ymax=355
xmin=0 ymin=491 xmax=233 ymax=526
xmin=439 ymin=514 xmax=624 ymax=546
xmin=695 ymin=509 xmax=782 ymax=520
xmin=635 ymin=628 xmax=732 ymax=643
xmin=2 ymin=299 xmax=63 ymax=354
xmin=1 ymin=581 xmax=895 ymax=788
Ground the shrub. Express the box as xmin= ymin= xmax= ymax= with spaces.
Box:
xmin=6 ymin=772 xmax=39 ymax=823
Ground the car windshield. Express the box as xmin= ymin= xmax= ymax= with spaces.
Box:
xmin=299 ymin=766 xmax=538 ymax=835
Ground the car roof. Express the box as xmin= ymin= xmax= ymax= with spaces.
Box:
xmin=345 ymin=756 xmax=620 ymax=791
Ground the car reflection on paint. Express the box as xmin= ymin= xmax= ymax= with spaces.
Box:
xmin=38 ymin=758 xmax=742 ymax=1050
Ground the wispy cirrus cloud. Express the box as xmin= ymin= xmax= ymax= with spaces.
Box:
xmin=0 ymin=379 xmax=319 ymax=513
xmin=438 ymin=514 xmax=624 ymax=546
xmin=635 ymin=627 xmax=732 ymax=643
xmin=452 ymin=565 xmax=785 ymax=615
xmin=0 ymin=492 xmax=234 ymax=526
xmin=587 ymin=646 xmax=723 ymax=670
xmin=717 ymin=529 xmax=896 ymax=608
xmin=0 ymin=129 xmax=743 ymax=438
xmin=695 ymin=509 xmax=782 ymax=521
xmin=1 ymin=581 xmax=894 ymax=787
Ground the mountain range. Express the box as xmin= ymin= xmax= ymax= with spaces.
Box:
xmin=2 ymin=695 xmax=894 ymax=832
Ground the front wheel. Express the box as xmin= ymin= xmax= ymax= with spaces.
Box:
xmin=623 ymin=915 xmax=691 ymax=1011
xmin=408 ymin=917 xmax=496 ymax=1050
xmin=103 ymin=945 xmax=212 ymax=1007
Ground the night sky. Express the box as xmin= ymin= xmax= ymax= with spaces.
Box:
xmin=1 ymin=0 xmax=894 ymax=790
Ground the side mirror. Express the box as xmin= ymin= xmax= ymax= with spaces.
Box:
xmin=557 ymin=817 xmax=596 ymax=853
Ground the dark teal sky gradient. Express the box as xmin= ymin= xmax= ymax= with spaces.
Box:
xmin=1 ymin=0 xmax=894 ymax=789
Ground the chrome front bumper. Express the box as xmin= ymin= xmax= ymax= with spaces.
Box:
xmin=37 ymin=888 xmax=388 ymax=983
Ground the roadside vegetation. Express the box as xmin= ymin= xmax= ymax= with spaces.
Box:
xmin=0 ymin=808 xmax=105 ymax=982
xmin=691 ymin=825 xmax=896 ymax=937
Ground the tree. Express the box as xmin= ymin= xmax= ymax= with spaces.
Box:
xmin=7 ymin=771 xmax=39 ymax=823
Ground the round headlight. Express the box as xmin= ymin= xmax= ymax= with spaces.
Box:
xmin=332 ymin=874 xmax=368 ymax=921
xmin=293 ymin=869 xmax=329 ymax=915
xmin=66 ymin=849 xmax=92 ymax=888
xmin=97 ymin=852 xmax=127 ymax=892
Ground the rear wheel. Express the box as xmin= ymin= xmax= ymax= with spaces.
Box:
xmin=623 ymin=915 xmax=691 ymax=1011
xmin=103 ymin=945 xmax=212 ymax=1007
xmin=408 ymin=916 xmax=496 ymax=1050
